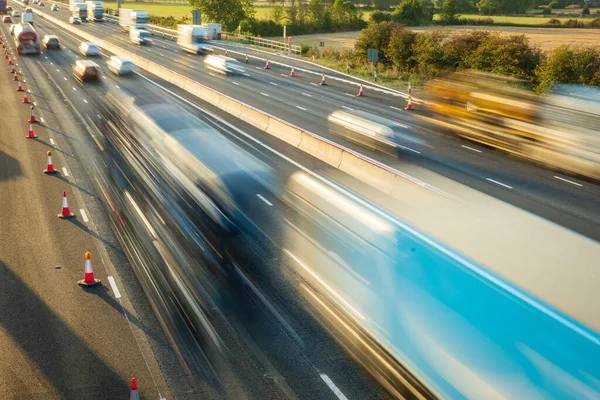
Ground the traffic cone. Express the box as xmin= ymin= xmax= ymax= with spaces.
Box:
xmin=26 ymin=121 xmax=37 ymax=138
xmin=13 ymin=70 xmax=18 ymax=81
xmin=4 ymin=53 xmax=8 ymax=59
xmin=405 ymin=95 xmax=413 ymax=111
xmin=78 ymin=252 xmax=101 ymax=287
xmin=23 ymin=90 xmax=29 ymax=103
xmin=264 ymin=59 xmax=270 ymax=69
xmin=10 ymin=66 xmax=15 ymax=73
xmin=319 ymin=73 xmax=326 ymax=86
xmin=58 ymin=191 xmax=75 ymax=218
xmin=289 ymin=66 xmax=295 ymax=77
xmin=44 ymin=151 xmax=58 ymax=174
xmin=130 ymin=378 xmax=140 ymax=400
xmin=170 ymin=35 xmax=174 ymax=41
xmin=244 ymin=54 xmax=248 ymax=63
xmin=224 ymin=49 xmax=228 ymax=57
xmin=8 ymin=58 xmax=13 ymax=65
xmin=357 ymin=84 xmax=364 ymax=97
xmin=16 ymin=79 xmax=23 ymax=92
xmin=29 ymin=106 xmax=36 ymax=123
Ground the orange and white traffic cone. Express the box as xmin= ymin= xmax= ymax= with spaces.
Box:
xmin=8 ymin=58 xmax=13 ymax=65
xmin=289 ymin=66 xmax=296 ymax=77
xmin=4 ymin=53 xmax=8 ymax=59
xmin=170 ymin=35 xmax=174 ymax=41
xmin=264 ymin=59 xmax=270 ymax=69
xmin=29 ymin=106 xmax=36 ymax=123
xmin=319 ymin=73 xmax=326 ymax=86
xmin=357 ymin=84 xmax=364 ymax=97
xmin=405 ymin=95 xmax=413 ymax=111
xmin=78 ymin=252 xmax=101 ymax=287
xmin=244 ymin=54 xmax=248 ymax=63
xmin=44 ymin=151 xmax=58 ymax=174
xmin=58 ymin=190 xmax=75 ymax=218
xmin=224 ymin=49 xmax=228 ymax=57
xmin=130 ymin=378 xmax=140 ymax=400
xmin=13 ymin=70 xmax=18 ymax=81
xmin=10 ymin=66 xmax=15 ymax=73
xmin=26 ymin=121 xmax=37 ymax=139
xmin=16 ymin=79 xmax=23 ymax=92
xmin=23 ymin=90 xmax=29 ymax=103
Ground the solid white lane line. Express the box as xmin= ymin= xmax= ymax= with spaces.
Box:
xmin=342 ymin=105 xmax=353 ymax=111
xmin=344 ymin=93 xmax=354 ymax=97
xmin=256 ymin=193 xmax=273 ymax=206
xmin=72 ymin=87 xmax=76 ymax=91
xmin=243 ymin=73 xmax=250 ymax=77
xmin=269 ymin=82 xmax=278 ymax=86
xmin=462 ymin=145 xmax=482 ymax=153
xmin=62 ymin=167 xmax=69 ymax=176
xmin=302 ymin=92 xmax=312 ymax=97
xmin=393 ymin=122 xmax=408 ymax=128
xmin=83 ymin=99 xmax=88 ymax=103
xmin=389 ymin=105 xmax=404 ymax=111
xmin=296 ymin=106 xmax=307 ymax=111
xmin=80 ymin=209 xmax=89 ymax=222
xmin=107 ymin=276 xmax=122 ymax=299
xmin=232 ymin=81 xmax=240 ymax=86
xmin=260 ymin=92 xmax=270 ymax=97
xmin=486 ymin=178 xmax=513 ymax=189
xmin=319 ymin=374 xmax=348 ymax=400
xmin=554 ymin=175 xmax=583 ymax=187
xmin=49 ymin=138 xmax=55 ymax=145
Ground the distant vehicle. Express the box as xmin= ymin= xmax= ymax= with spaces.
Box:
xmin=0 ymin=0 xmax=8 ymax=15
xmin=13 ymin=23 xmax=41 ymax=54
xmin=69 ymin=16 xmax=81 ymax=24
xmin=42 ymin=34 xmax=60 ymax=49
xmin=73 ymin=4 xmax=87 ymax=21
xmin=203 ymin=55 xmax=245 ymax=75
xmin=23 ymin=9 xmax=33 ymax=24
xmin=69 ymin=0 xmax=83 ymax=12
xmin=22 ymin=0 xmax=28 ymax=5
xmin=51 ymin=4 xmax=58 ymax=11
xmin=129 ymin=28 xmax=151 ymax=45
xmin=177 ymin=24 xmax=211 ymax=55
xmin=12 ymin=11 xmax=21 ymax=17
xmin=2 ymin=15 xmax=11 ymax=23
xmin=85 ymin=1 xmax=103 ymax=21
xmin=79 ymin=41 xmax=100 ymax=56
xmin=106 ymin=55 xmax=136 ymax=75
xmin=39 ymin=1 xmax=45 ymax=6
xmin=5 ymin=5 xmax=11 ymax=12
xmin=118 ymin=8 xmax=148 ymax=33
xmin=9 ymin=23 xmax=16 ymax=35
xmin=73 ymin=59 xmax=100 ymax=82
xmin=33 ymin=0 xmax=39 ymax=4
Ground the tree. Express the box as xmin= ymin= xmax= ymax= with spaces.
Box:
xmin=371 ymin=0 xmax=397 ymax=10
xmin=535 ymin=45 xmax=600 ymax=91
xmin=582 ymin=6 xmax=590 ymax=15
xmin=332 ymin=0 xmax=359 ymax=24
xmin=307 ymin=0 xmax=326 ymax=23
xmin=189 ymin=0 xmax=254 ymax=31
xmin=355 ymin=21 xmax=402 ymax=62
xmin=393 ymin=0 xmax=432 ymax=26
xmin=409 ymin=30 xmax=448 ymax=76
xmin=386 ymin=25 xmax=417 ymax=70
xmin=440 ymin=0 xmax=457 ymax=22
xmin=270 ymin=4 xmax=285 ymax=23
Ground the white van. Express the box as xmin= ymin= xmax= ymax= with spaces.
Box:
xmin=130 ymin=28 xmax=152 ymax=45
xmin=79 ymin=42 xmax=100 ymax=56
xmin=106 ymin=56 xmax=137 ymax=76
xmin=203 ymin=55 xmax=245 ymax=75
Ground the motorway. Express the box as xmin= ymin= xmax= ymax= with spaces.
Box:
xmin=18 ymin=2 xmax=600 ymax=241
xmin=0 ymin=30 xmax=200 ymax=400
xmin=1 ymin=12 xmax=401 ymax=400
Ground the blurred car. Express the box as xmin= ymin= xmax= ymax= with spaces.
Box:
xmin=73 ymin=60 xmax=101 ymax=82
xmin=42 ymin=35 xmax=60 ymax=50
xmin=106 ymin=56 xmax=136 ymax=76
xmin=79 ymin=42 xmax=100 ymax=57
xmin=12 ymin=11 xmax=21 ymax=18
xmin=33 ymin=0 xmax=39 ymax=4
xmin=39 ymin=1 xmax=45 ymax=6
xmin=69 ymin=16 xmax=81 ymax=24
xmin=6 ymin=5 xmax=12 ymax=11
xmin=9 ymin=24 xmax=16 ymax=35
xmin=51 ymin=4 xmax=58 ymax=11
xmin=203 ymin=55 xmax=245 ymax=75
xmin=3 ymin=16 xmax=12 ymax=23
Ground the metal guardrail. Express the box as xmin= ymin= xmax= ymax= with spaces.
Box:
xmin=222 ymin=32 xmax=301 ymax=55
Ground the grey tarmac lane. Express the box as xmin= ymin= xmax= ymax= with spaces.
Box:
xmin=0 ymin=27 xmax=201 ymax=400
xmin=6 ymin=19 xmax=398 ymax=400
xmin=20 ymin=4 xmax=600 ymax=241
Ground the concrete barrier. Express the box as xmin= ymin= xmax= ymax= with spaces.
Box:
xmin=200 ymin=86 xmax=221 ymax=107
xmin=239 ymin=107 xmax=270 ymax=131
xmin=298 ymin=132 xmax=343 ymax=168
xmin=217 ymin=96 xmax=243 ymax=118
xmin=266 ymin=118 xmax=302 ymax=147
xmin=339 ymin=152 xmax=396 ymax=195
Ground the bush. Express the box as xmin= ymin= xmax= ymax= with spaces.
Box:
xmin=370 ymin=10 xmax=393 ymax=23
xmin=536 ymin=45 xmax=600 ymax=91
xmin=587 ymin=18 xmax=600 ymax=27
xmin=582 ymin=6 xmax=590 ymax=15
xmin=300 ymin=43 xmax=310 ymax=55
xmin=541 ymin=7 xmax=552 ymax=15
xmin=443 ymin=30 xmax=492 ymax=68
xmin=386 ymin=26 xmax=417 ymax=71
xmin=409 ymin=30 xmax=448 ymax=76
xmin=564 ymin=19 xmax=584 ymax=27
xmin=355 ymin=21 xmax=402 ymax=63
xmin=392 ymin=0 xmax=432 ymax=26
xmin=149 ymin=15 xmax=190 ymax=29
xmin=548 ymin=1 xmax=560 ymax=9
xmin=546 ymin=18 xmax=561 ymax=25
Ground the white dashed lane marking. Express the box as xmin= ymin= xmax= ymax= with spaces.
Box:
xmin=486 ymin=178 xmax=513 ymax=189
xmin=554 ymin=176 xmax=583 ymax=187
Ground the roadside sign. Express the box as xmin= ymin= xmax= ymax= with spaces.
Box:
xmin=319 ymin=41 xmax=325 ymax=47
xmin=192 ymin=10 xmax=201 ymax=25
xmin=367 ymin=48 xmax=378 ymax=63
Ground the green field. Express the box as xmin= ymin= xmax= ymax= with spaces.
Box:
xmin=104 ymin=2 xmax=192 ymax=18
xmin=435 ymin=13 xmax=590 ymax=24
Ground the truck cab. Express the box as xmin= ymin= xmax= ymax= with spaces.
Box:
xmin=130 ymin=28 xmax=152 ymax=45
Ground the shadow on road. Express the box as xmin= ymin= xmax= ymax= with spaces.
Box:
xmin=0 ymin=149 xmax=23 ymax=182
xmin=66 ymin=217 xmax=120 ymax=252
xmin=52 ymin=173 xmax=98 ymax=200
xmin=0 ymin=259 xmax=129 ymax=399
